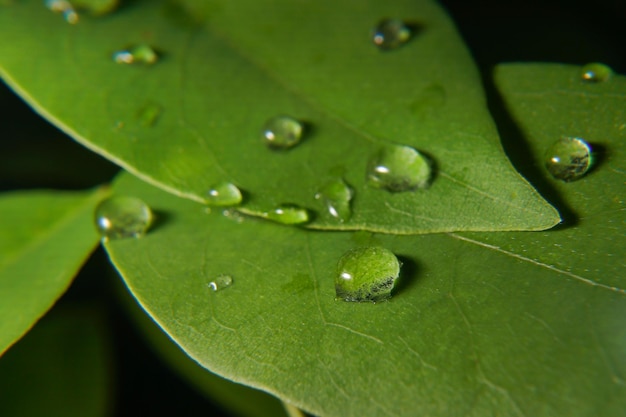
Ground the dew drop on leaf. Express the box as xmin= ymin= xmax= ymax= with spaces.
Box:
xmin=94 ymin=195 xmax=153 ymax=240
xmin=45 ymin=0 xmax=79 ymax=24
xmin=262 ymin=115 xmax=304 ymax=149
xmin=113 ymin=44 xmax=159 ymax=65
xmin=208 ymin=275 xmax=233 ymax=292
xmin=206 ymin=182 xmax=243 ymax=206
xmin=314 ymin=178 xmax=353 ymax=222
xmin=372 ymin=19 xmax=411 ymax=50
xmin=263 ymin=204 xmax=310 ymax=225
xmin=335 ymin=247 xmax=401 ymax=302
xmin=581 ymin=63 xmax=613 ymax=83
xmin=69 ymin=0 xmax=119 ymax=16
xmin=367 ymin=144 xmax=432 ymax=192
xmin=544 ymin=137 xmax=592 ymax=182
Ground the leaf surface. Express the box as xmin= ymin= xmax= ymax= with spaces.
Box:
xmin=0 ymin=0 xmax=558 ymax=233
xmin=0 ymin=188 xmax=107 ymax=354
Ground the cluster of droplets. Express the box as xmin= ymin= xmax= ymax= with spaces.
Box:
xmin=113 ymin=44 xmax=159 ymax=65
xmin=45 ymin=0 xmax=119 ymax=23
xmin=372 ymin=19 xmax=412 ymax=50
xmin=45 ymin=0 xmax=78 ymax=24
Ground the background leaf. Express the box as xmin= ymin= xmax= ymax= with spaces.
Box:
xmin=0 ymin=188 xmax=107 ymax=354
xmin=0 ymin=0 xmax=558 ymax=233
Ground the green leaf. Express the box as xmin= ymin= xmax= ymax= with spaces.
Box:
xmin=0 ymin=188 xmax=107 ymax=355
xmin=0 ymin=307 xmax=111 ymax=417
xmin=0 ymin=0 xmax=558 ymax=233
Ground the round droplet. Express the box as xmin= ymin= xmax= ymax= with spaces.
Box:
xmin=367 ymin=144 xmax=432 ymax=192
xmin=372 ymin=19 xmax=411 ymax=50
xmin=208 ymin=275 xmax=233 ymax=292
xmin=545 ymin=137 xmax=592 ymax=182
xmin=335 ymin=247 xmax=401 ymax=302
xmin=95 ymin=196 xmax=153 ymax=240
xmin=262 ymin=115 xmax=304 ymax=149
xmin=315 ymin=178 xmax=353 ymax=222
xmin=206 ymin=182 xmax=242 ymax=206
xmin=264 ymin=204 xmax=310 ymax=225
xmin=45 ymin=0 xmax=79 ymax=24
xmin=113 ymin=44 xmax=159 ymax=65
xmin=581 ymin=63 xmax=613 ymax=83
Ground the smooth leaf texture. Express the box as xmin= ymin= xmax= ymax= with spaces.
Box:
xmin=0 ymin=188 xmax=107 ymax=355
xmin=0 ymin=0 xmax=558 ymax=233
xmin=0 ymin=307 xmax=111 ymax=417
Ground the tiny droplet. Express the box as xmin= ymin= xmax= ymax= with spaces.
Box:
xmin=137 ymin=102 xmax=162 ymax=127
xmin=262 ymin=115 xmax=304 ymax=149
xmin=95 ymin=195 xmax=153 ymax=240
xmin=581 ymin=63 xmax=613 ymax=83
xmin=367 ymin=144 xmax=432 ymax=192
xmin=45 ymin=0 xmax=79 ymax=24
xmin=335 ymin=247 xmax=401 ymax=302
xmin=263 ymin=204 xmax=310 ymax=225
xmin=315 ymin=178 xmax=353 ymax=222
xmin=113 ymin=44 xmax=159 ymax=65
xmin=372 ymin=19 xmax=411 ymax=50
xmin=544 ymin=137 xmax=592 ymax=182
xmin=208 ymin=275 xmax=233 ymax=292
xmin=206 ymin=182 xmax=243 ymax=206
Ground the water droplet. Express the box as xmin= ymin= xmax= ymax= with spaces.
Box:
xmin=545 ymin=137 xmax=592 ymax=182
xmin=335 ymin=247 xmax=401 ymax=302
xmin=208 ymin=275 xmax=233 ymax=292
xmin=70 ymin=0 xmax=119 ymax=16
xmin=206 ymin=182 xmax=242 ymax=206
xmin=45 ymin=0 xmax=79 ymax=24
xmin=315 ymin=178 xmax=353 ymax=222
xmin=372 ymin=19 xmax=411 ymax=50
xmin=113 ymin=44 xmax=159 ymax=65
xmin=581 ymin=63 xmax=613 ymax=83
xmin=367 ymin=144 xmax=432 ymax=192
xmin=222 ymin=208 xmax=245 ymax=223
xmin=263 ymin=204 xmax=310 ymax=225
xmin=94 ymin=196 xmax=153 ymax=240
xmin=262 ymin=115 xmax=304 ymax=149
xmin=137 ymin=102 xmax=162 ymax=127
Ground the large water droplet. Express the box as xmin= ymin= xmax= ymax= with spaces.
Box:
xmin=545 ymin=137 xmax=592 ymax=182
xmin=263 ymin=204 xmax=310 ymax=225
xmin=262 ymin=115 xmax=304 ymax=149
xmin=208 ymin=275 xmax=233 ymax=292
xmin=372 ymin=19 xmax=411 ymax=50
xmin=315 ymin=178 xmax=353 ymax=222
xmin=206 ymin=182 xmax=242 ymax=206
xmin=45 ymin=0 xmax=79 ymax=24
xmin=113 ymin=44 xmax=159 ymax=65
xmin=367 ymin=144 xmax=432 ymax=192
xmin=581 ymin=63 xmax=613 ymax=83
xmin=95 ymin=196 xmax=153 ymax=240
xmin=335 ymin=247 xmax=401 ymax=302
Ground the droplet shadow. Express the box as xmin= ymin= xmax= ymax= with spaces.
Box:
xmin=393 ymin=255 xmax=421 ymax=297
xmin=149 ymin=209 xmax=173 ymax=233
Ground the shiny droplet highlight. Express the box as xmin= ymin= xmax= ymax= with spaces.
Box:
xmin=263 ymin=204 xmax=310 ymax=225
xmin=545 ymin=137 xmax=592 ymax=181
xmin=372 ymin=19 xmax=411 ymax=50
xmin=208 ymin=275 xmax=233 ymax=292
xmin=335 ymin=247 xmax=401 ymax=302
xmin=95 ymin=196 xmax=153 ymax=240
xmin=315 ymin=178 xmax=353 ymax=222
xmin=113 ymin=44 xmax=159 ymax=65
xmin=262 ymin=115 xmax=304 ymax=149
xmin=45 ymin=0 xmax=79 ymax=24
xmin=206 ymin=182 xmax=242 ymax=206
xmin=367 ymin=144 xmax=432 ymax=192
xmin=581 ymin=63 xmax=613 ymax=83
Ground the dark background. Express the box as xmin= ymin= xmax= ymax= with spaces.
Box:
xmin=1 ymin=0 xmax=624 ymax=416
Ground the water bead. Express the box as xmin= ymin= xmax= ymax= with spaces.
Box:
xmin=94 ymin=195 xmax=153 ymax=240
xmin=262 ymin=115 xmax=304 ymax=149
xmin=208 ymin=275 xmax=233 ymax=292
xmin=372 ymin=19 xmax=411 ymax=50
xmin=367 ymin=144 xmax=431 ymax=192
xmin=263 ymin=204 xmax=310 ymax=225
xmin=45 ymin=0 xmax=79 ymax=24
xmin=581 ymin=63 xmax=613 ymax=83
xmin=113 ymin=44 xmax=159 ymax=65
xmin=206 ymin=182 xmax=243 ymax=206
xmin=315 ymin=178 xmax=353 ymax=222
xmin=544 ymin=137 xmax=592 ymax=182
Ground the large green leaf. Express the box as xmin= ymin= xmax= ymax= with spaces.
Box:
xmin=0 ymin=307 xmax=111 ymax=417
xmin=0 ymin=0 xmax=558 ymax=233
xmin=0 ymin=188 xmax=107 ymax=355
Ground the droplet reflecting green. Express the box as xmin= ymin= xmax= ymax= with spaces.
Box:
xmin=367 ymin=144 xmax=432 ymax=192
xmin=206 ymin=182 xmax=242 ymax=206
xmin=315 ymin=178 xmax=353 ymax=222
xmin=71 ymin=0 xmax=119 ymax=15
xmin=263 ymin=204 xmax=310 ymax=225
xmin=581 ymin=63 xmax=613 ymax=83
xmin=208 ymin=275 xmax=233 ymax=292
xmin=335 ymin=247 xmax=401 ymax=302
xmin=45 ymin=0 xmax=79 ymax=24
xmin=372 ymin=19 xmax=411 ymax=50
xmin=94 ymin=196 xmax=153 ymax=240
xmin=262 ymin=115 xmax=304 ymax=149
xmin=113 ymin=44 xmax=158 ymax=65
xmin=545 ymin=137 xmax=592 ymax=182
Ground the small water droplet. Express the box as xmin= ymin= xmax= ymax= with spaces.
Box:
xmin=95 ymin=195 xmax=153 ymax=240
xmin=206 ymin=182 xmax=242 ymax=206
xmin=263 ymin=204 xmax=310 ymax=225
xmin=208 ymin=275 xmax=233 ymax=292
xmin=335 ymin=247 xmax=401 ymax=302
xmin=45 ymin=0 xmax=79 ymax=24
xmin=581 ymin=63 xmax=613 ymax=83
xmin=137 ymin=102 xmax=162 ymax=127
xmin=315 ymin=178 xmax=353 ymax=222
xmin=262 ymin=115 xmax=304 ymax=149
xmin=372 ymin=19 xmax=411 ymax=50
xmin=545 ymin=137 xmax=592 ymax=182
xmin=222 ymin=208 xmax=245 ymax=223
xmin=367 ymin=144 xmax=432 ymax=192
xmin=113 ymin=44 xmax=159 ymax=65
